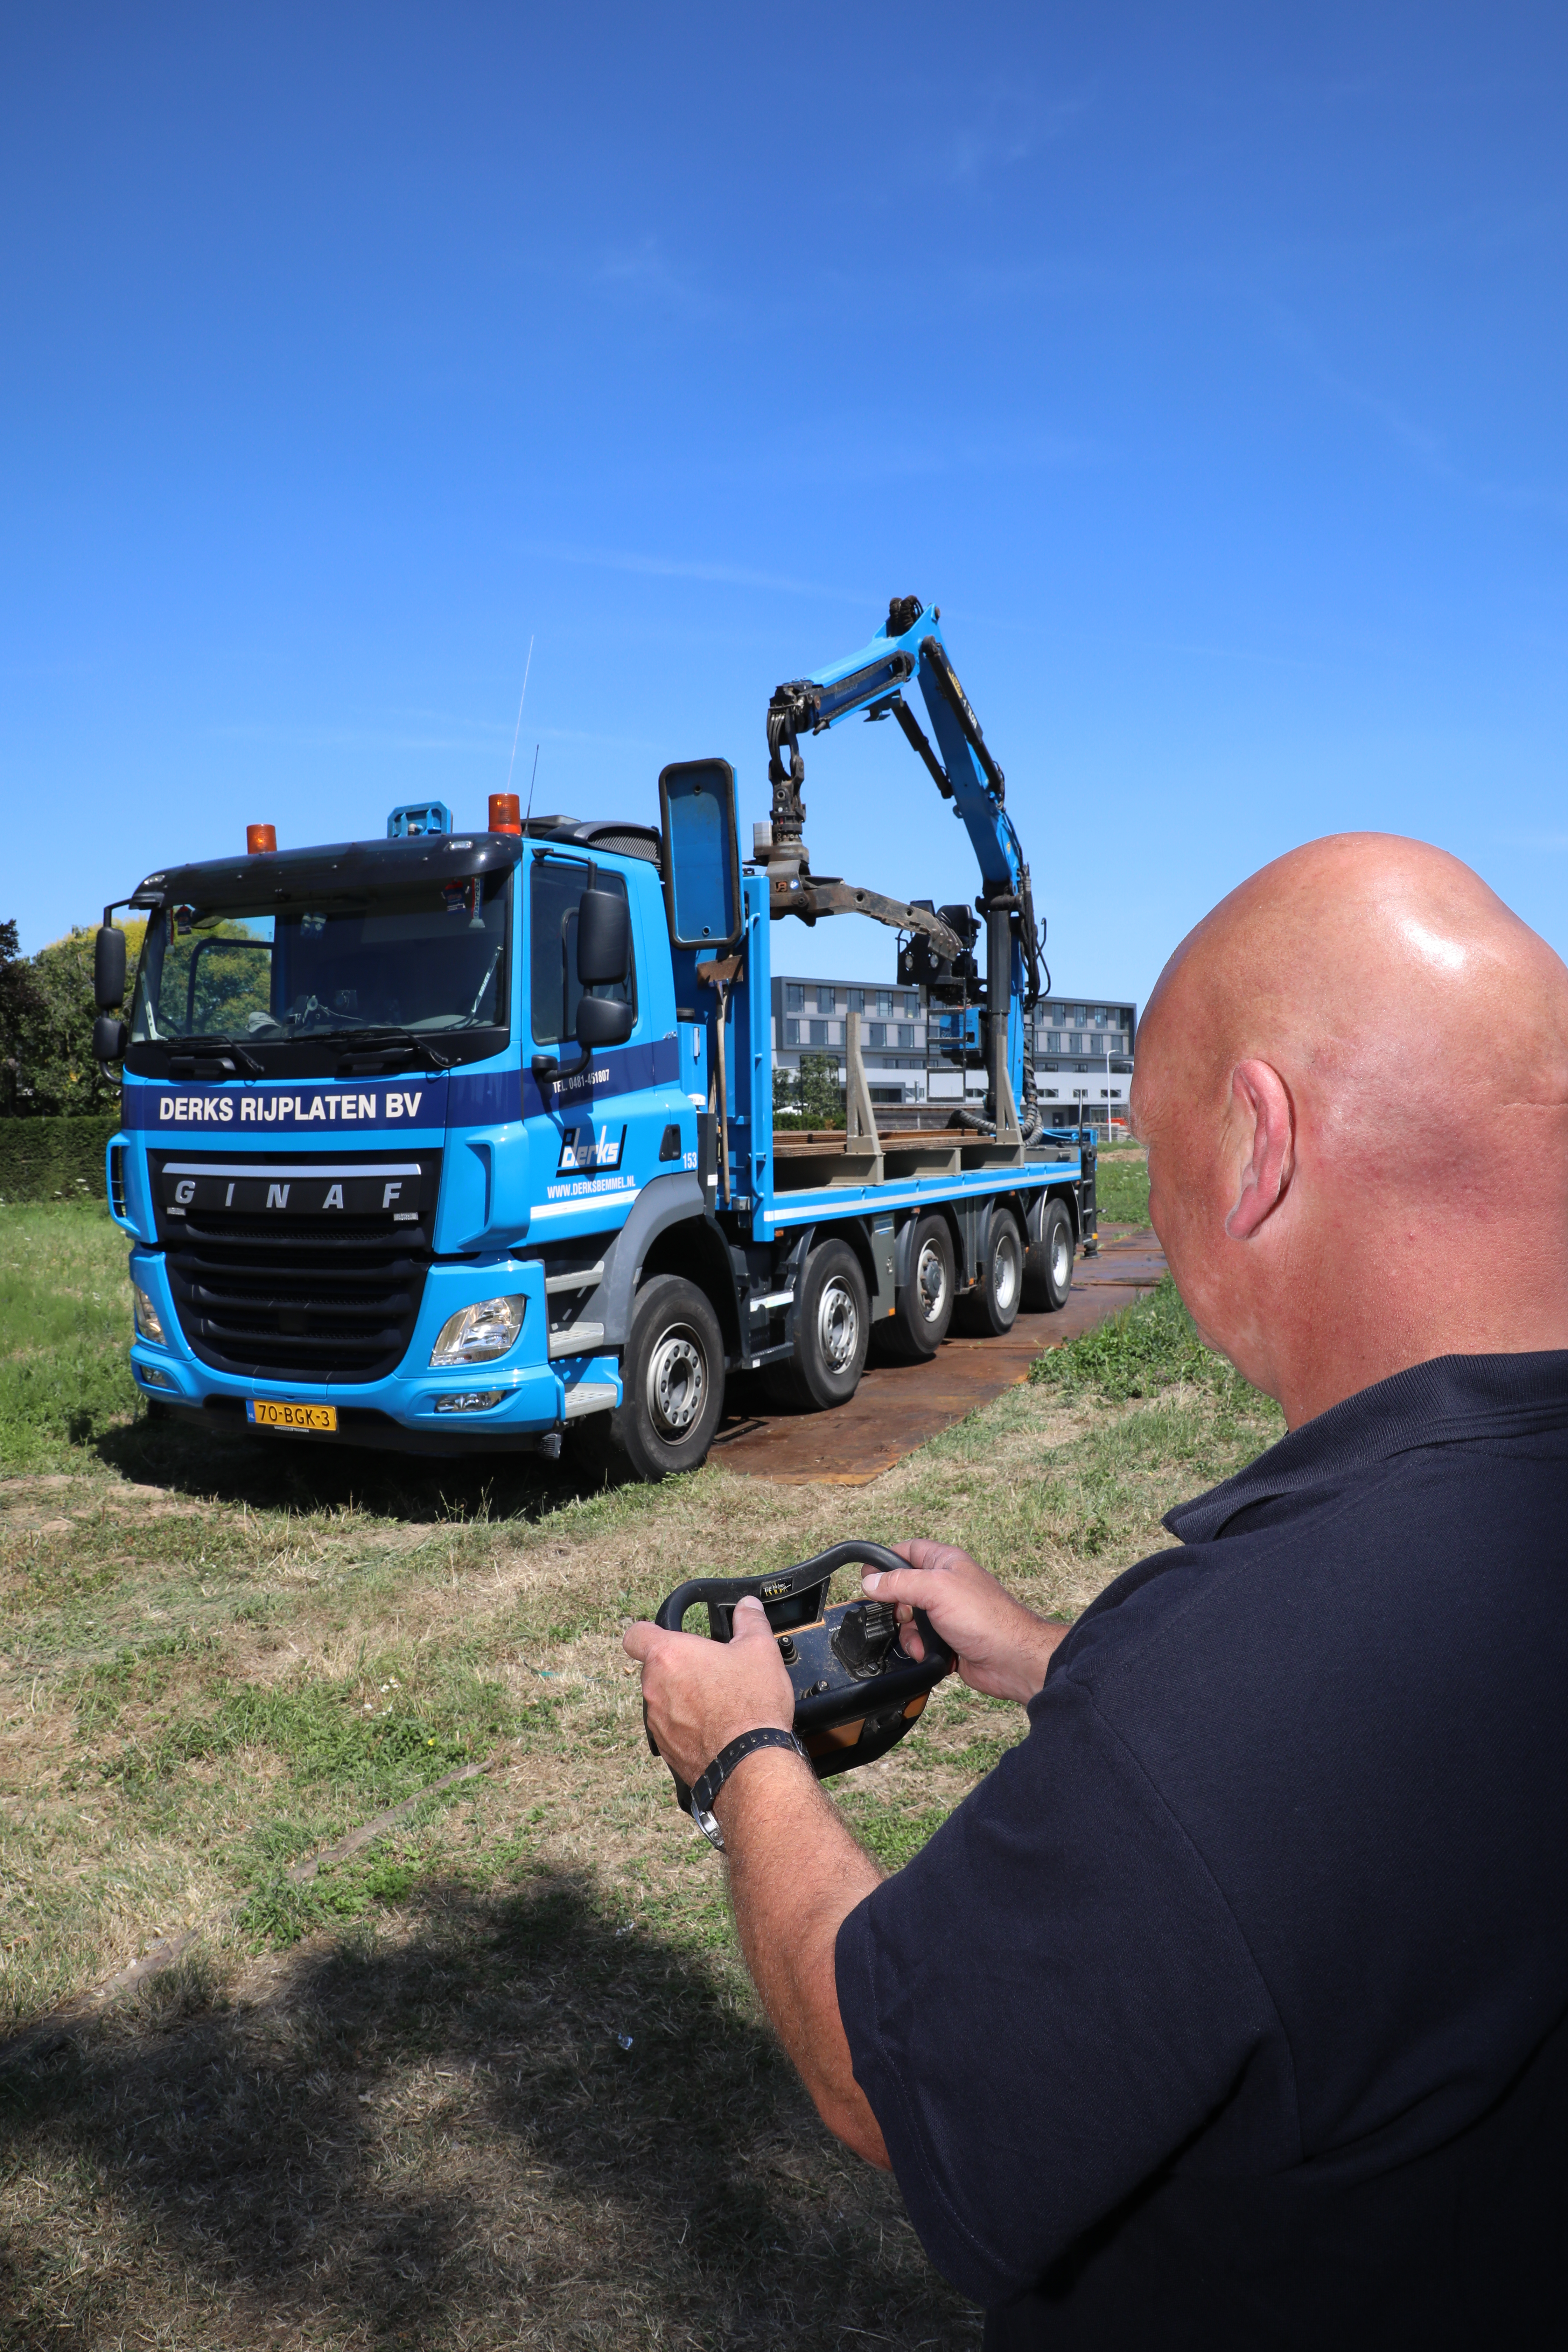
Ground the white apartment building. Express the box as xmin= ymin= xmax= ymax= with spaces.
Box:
xmin=771 ymin=974 xmax=1138 ymax=1128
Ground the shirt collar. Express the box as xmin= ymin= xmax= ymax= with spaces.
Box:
xmin=1165 ymin=1350 xmax=1568 ymax=1545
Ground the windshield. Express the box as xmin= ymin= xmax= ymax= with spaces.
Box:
xmin=130 ymin=873 xmax=510 ymax=1044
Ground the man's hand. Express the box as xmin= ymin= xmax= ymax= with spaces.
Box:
xmin=623 ymin=1591 xmax=890 ymax=2170
xmin=623 ymin=1595 xmax=794 ymax=1785
xmin=862 ymin=1540 xmax=1067 ymax=1704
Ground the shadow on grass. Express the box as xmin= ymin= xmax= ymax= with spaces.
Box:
xmin=91 ymin=1408 xmax=650 ymax=1527
xmin=0 ymin=1875 xmax=976 ymax=2350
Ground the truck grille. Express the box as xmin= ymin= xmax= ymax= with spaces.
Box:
xmin=149 ymin=1150 xmax=441 ymax=1383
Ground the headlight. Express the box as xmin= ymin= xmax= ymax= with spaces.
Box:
xmin=429 ymin=1295 xmax=525 ymax=1366
xmin=131 ymin=1281 xmax=166 ymax=1344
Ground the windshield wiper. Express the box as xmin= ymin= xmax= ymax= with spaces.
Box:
xmin=326 ymin=1027 xmax=453 ymax=1072
xmin=167 ymin=1034 xmax=265 ymax=1075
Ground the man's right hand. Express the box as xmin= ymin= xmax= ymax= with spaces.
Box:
xmin=861 ymin=1540 xmax=1068 ymax=1704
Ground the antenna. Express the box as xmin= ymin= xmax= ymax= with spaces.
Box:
xmin=503 ymin=635 xmax=535 ymax=800
xmin=522 ymin=743 xmax=540 ymax=835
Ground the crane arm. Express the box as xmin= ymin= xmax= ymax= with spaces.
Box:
xmin=763 ymin=597 xmax=1041 ymax=1004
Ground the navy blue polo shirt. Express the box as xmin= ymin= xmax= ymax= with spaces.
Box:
xmin=835 ymin=1352 xmax=1568 ymax=2347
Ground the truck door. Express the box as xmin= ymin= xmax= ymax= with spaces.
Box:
xmin=524 ymin=853 xmax=665 ymax=1246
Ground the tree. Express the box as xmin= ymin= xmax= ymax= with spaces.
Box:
xmin=797 ymin=1052 xmax=845 ymax=1128
xmin=0 ymin=919 xmax=43 ymax=1116
xmin=0 ymin=918 xmax=146 ymax=1117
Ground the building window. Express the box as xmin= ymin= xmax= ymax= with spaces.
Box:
xmin=1046 ymin=1031 xmax=1062 ymax=1052
xmin=867 ymin=1021 xmax=886 ymax=1047
xmin=846 ymin=987 xmax=865 ymax=1014
xmin=1041 ymin=1060 xmax=1059 ymax=1073
xmin=876 ymin=989 xmax=894 ymax=1017
xmin=1044 ymin=1087 xmax=1059 ymax=1098
xmin=1070 ymin=1035 xmax=1084 ymax=1054
xmin=897 ymin=1024 xmax=915 ymax=1049
xmin=1111 ymin=1059 xmax=1132 ymax=1074
xmin=816 ymin=986 xmax=835 ymax=1015
xmin=902 ymin=992 xmax=920 ymax=1016
xmin=785 ymin=1018 xmax=800 ymax=1045
xmin=809 ymin=1019 xmax=829 ymax=1046
xmin=1075 ymin=1061 xmax=1089 ymax=1073
xmin=785 ymin=982 xmax=804 ymax=1013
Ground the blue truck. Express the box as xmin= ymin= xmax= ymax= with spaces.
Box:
xmin=91 ymin=596 xmax=1095 ymax=1479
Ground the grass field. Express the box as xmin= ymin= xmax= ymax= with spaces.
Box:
xmin=0 ymin=1198 xmax=1275 ymax=2349
xmin=1092 ymin=1144 xmax=1151 ymax=1227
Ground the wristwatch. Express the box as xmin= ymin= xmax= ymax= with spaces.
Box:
xmin=688 ymin=1727 xmax=811 ymax=1850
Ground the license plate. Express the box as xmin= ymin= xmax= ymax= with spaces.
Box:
xmin=246 ymin=1399 xmax=337 ymax=1433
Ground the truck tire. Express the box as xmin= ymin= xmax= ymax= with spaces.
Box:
xmin=612 ymin=1274 xmax=726 ymax=1480
xmin=1022 ymin=1197 xmax=1075 ymax=1313
xmin=873 ymin=1212 xmax=955 ymax=1363
xmin=954 ymin=1207 xmax=1026 ymax=1337
xmin=766 ymin=1238 xmax=870 ymax=1411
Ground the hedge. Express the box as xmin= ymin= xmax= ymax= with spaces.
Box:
xmin=0 ymin=1115 xmax=119 ymax=1205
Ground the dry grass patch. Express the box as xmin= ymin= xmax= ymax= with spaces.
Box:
xmin=1 ymin=1218 xmax=1282 ymax=2347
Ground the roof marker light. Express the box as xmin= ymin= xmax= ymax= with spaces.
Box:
xmin=246 ymin=824 xmax=277 ymax=854
xmin=489 ymin=793 xmax=522 ymax=835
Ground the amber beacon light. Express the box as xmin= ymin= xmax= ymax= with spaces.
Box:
xmin=246 ymin=823 xmax=278 ymax=854
xmin=489 ymin=793 xmax=522 ymax=835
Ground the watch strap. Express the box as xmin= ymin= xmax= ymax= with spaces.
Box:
xmin=690 ymin=1726 xmax=810 ymax=1847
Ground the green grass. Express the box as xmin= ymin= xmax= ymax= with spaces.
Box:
xmin=0 ymin=1197 xmax=1287 ymax=2349
xmin=1032 ymin=1271 xmax=1275 ymax=1415
xmin=0 ymin=1201 xmax=137 ymax=1471
xmin=1094 ymin=1149 xmax=1150 ymax=1225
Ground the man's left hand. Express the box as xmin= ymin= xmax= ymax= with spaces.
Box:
xmin=624 ymin=1595 xmax=795 ymax=1786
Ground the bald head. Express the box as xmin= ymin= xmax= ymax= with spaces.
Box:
xmin=1132 ymin=835 xmax=1568 ymax=1425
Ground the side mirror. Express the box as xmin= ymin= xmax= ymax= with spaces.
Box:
xmin=576 ymin=995 xmax=634 ymax=1050
xmin=576 ymin=889 xmax=630 ymax=987
xmin=658 ymin=758 xmax=742 ymax=952
xmin=94 ymin=924 xmax=127 ymax=1011
xmin=93 ymin=1013 xmax=127 ymax=1072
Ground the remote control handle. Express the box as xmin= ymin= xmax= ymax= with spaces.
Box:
xmin=654 ymin=1540 xmax=924 ymax=1634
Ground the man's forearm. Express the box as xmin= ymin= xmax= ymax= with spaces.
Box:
xmin=716 ymin=1748 xmax=892 ymax=2168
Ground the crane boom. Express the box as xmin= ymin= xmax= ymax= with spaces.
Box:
xmin=760 ymin=595 xmax=1044 ymax=1133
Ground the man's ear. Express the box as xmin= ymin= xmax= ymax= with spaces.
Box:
xmin=1225 ymin=1059 xmax=1295 ymax=1240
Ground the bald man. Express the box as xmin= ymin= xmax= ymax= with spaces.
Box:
xmin=628 ymin=836 xmax=1568 ymax=2348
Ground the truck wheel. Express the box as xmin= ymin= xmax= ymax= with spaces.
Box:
xmin=873 ymin=1213 xmax=955 ymax=1363
xmin=1022 ymin=1197 xmax=1075 ymax=1313
xmin=766 ymin=1239 xmax=870 ymax=1410
xmin=612 ymin=1275 xmax=726 ymax=1480
xmin=955 ymin=1208 xmax=1026 ymax=1336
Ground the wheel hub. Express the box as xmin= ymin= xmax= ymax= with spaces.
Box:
xmin=994 ymin=1232 xmax=1020 ymax=1313
xmin=648 ymin=1326 xmax=705 ymax=1436
xmin=1050 ymin=1226 xmax=1071 ymax=1287
xmin=915 ymin=1238 xmax=947 ymax=1325
xmin=818 ymin=1277 xmax=860 ymax=1372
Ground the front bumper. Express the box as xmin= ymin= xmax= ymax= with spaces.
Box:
xmin=126 ymin=1248 xmax=622 ymax=1446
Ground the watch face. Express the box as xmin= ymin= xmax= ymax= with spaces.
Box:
xmin=693 ymin=1802 xmax=725 ymax=1851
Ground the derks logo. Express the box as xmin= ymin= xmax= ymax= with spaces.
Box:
xmin=557 ymin=1122 xmax=626 ymax=1174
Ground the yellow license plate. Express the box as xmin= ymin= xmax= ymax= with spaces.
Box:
xmin=246 ymin=1399 xmax=337 ymax=1433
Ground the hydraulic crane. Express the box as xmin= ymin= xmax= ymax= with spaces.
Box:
xmin=756 ymin=595 xmax=1046 ymax=1139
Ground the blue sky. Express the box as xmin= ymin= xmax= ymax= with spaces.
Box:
xmin=3 ymin=3 xmax=1564 ymax=1013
